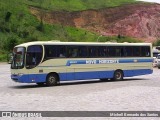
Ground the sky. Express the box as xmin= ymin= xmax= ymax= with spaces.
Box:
xmin=137 ymin=0 xmax=160 ymax=3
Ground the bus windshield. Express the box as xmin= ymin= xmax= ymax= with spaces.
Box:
xmin=11 ymin=47 xmax=25 ymax=69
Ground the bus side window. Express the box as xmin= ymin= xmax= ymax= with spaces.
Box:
xmin=79 ymin=46 xmax=87 ymax=57
xmin=26 ymin=45 xmax=42 ymax=69
xmin=146 ymin=47 xmax=150 ymax=57
xmin=58 ymin=46 xmax=66 ymax=58
xmin=26 ymin=53 xmax=32 ymax=65
xmin=44 ymin=45 xmax=57 ymax=59
xmin=72 ymin=49 xmax=78 ymax=57
xmin=115 ymin=47 xmax=122 ymax=57
xmin=133 ymin=47 xmax=141 ymax=57
xmin=108 ymin=46 xmax=116 ymax=57
xmin=120 ymin=47 xmax=125 ymax=57
xmin=88 ymin=46 xmax=98 ymax=57
xmin=108 ymin=46 xmax=124 ymax=57
xmin=125 ymin=47 xmax=133 ymax=57
xmin=141 ymin=46 xmax=150 ymax=57
xmin=67 ymin=46 xmax=78 ymax=58
xmin=98 ymin=46 xmax=107 ymax=57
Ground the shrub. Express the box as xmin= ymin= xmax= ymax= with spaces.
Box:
xmin=153 ymin=39 xmax=160 ymax=46
xmin=4 ymin=37 xmax=18 ymax=52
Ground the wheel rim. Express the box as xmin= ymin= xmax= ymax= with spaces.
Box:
xmin=49 ymin=76 xmax=56 ymax=84
xmin=115 ymin=72 xmax=122 ymax=80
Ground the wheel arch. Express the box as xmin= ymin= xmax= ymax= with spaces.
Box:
xmin=114 ymin=69 xmax=124 ymax=76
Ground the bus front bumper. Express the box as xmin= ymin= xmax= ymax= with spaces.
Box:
xmin=11 ymin=74 xmax=46 ymax=83
xmin=11 ymin=74 xmax=29 ymax=83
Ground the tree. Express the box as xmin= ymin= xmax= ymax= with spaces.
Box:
xmin=5 ymin=12 xmax=12 ymax=22
xmin=4 ymin=37 xmax=18 ymax=52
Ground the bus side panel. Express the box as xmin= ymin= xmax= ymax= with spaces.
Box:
xmin=123 ymin=69 xmax=153 ymax=77
xmin=74 ymin=70 xmax=114 ymax=80
xmin=73 ymin=68 xmax=153 ymax=80
xmin=66 ymin=68 xmax=75 ymax=80
xmin=28 ymin=68 xmax=47 ymax=83
xmin=35 ymin=74 xmax=47 ymax=83
xmin=59 ymin=73 xmax=67 ymax=81
xmin=59 ymin=70 xmax=114 ymax=81
xmin=59 ymin=68 xmax=74 ymax=81
xmin=59 ymin=72 xmax=74 ymax=81
xmin=27 ymin=74 xmax=47 ymax=83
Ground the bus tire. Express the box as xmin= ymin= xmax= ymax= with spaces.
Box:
xmin=113 ymin=70 xmax=123 ymax=81
xmin=46 ymin=73 xmax=58 ymax=86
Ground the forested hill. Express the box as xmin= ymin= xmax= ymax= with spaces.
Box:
xmin=0 ymin=0 xmax=159 ymax=61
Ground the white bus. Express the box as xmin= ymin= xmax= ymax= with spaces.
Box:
xmin=11 ymin=41 xmax=153 ymax=86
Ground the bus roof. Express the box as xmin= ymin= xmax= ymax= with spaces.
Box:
xmin=15 ymin=41 xmax=152 ymax=48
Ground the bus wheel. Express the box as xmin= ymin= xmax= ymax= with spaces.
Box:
xmin=113 ymin=70 xmax=123 ymax=81
xmin=46 ymin=73 xmax=58 ymax=86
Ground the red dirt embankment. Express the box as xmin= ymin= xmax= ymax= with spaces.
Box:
xmin=30 ymin=3 xmax=160 ymax=42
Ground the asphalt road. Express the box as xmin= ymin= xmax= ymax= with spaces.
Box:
xmin=0 ymin=63 xmax=160 ymax=119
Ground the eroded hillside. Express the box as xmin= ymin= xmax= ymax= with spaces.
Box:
xmin=30 ymin=3 xmax=160 ymax=42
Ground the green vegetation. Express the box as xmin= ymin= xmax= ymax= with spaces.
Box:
xmin=97 ymin=35 xmax=142 ymax=43
xmin=0 ymin=0 xmax=141 ymax=62
xmin=153 ymin=39 xmax=160 ymax=46
xmin=25 ymin=0 xmax=137 ymax=11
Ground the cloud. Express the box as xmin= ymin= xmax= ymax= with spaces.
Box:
xmin=137 ymin=0 xmax=160 ymax=3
